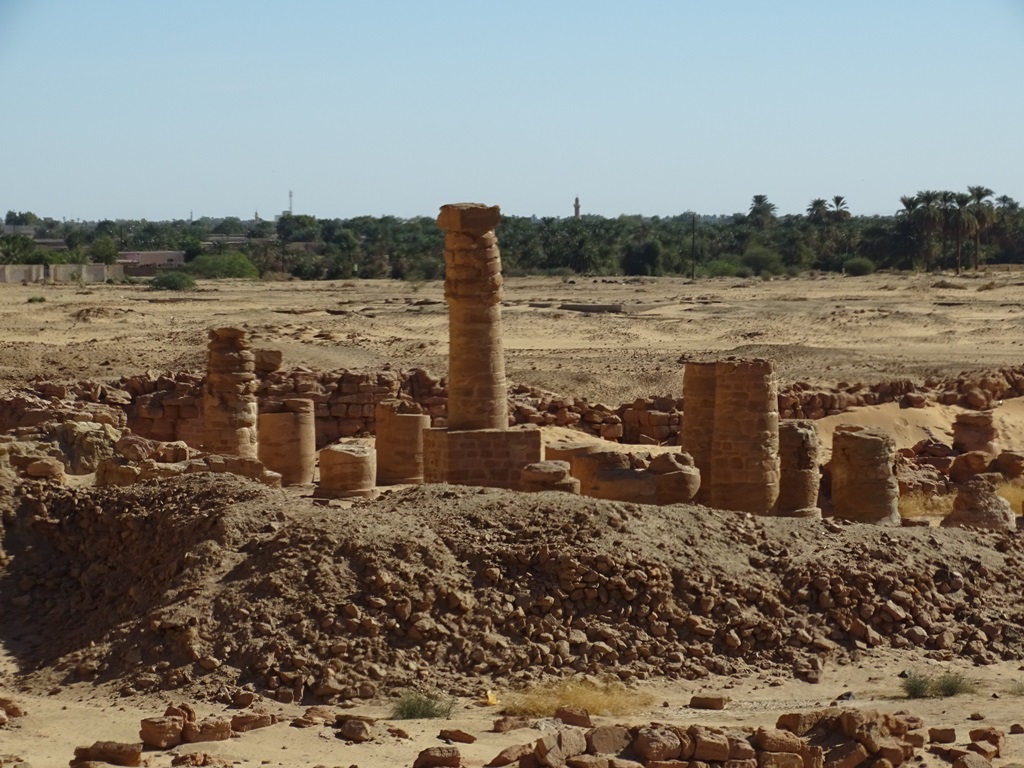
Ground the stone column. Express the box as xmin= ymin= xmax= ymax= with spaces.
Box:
xmin=318 ymin=442 xmax=377 ymax=498
xmin=776 ymin=419 xmax=821 ymax=517
xmin=437 ymin=203 xmax=508 ymax=431
xmin=258 ymin=398 xmax=316 ymax=486
xmin=202 ymin=327 xmax=258 ymax=459
xmin=681 ymin=362 xmax=717 ymax=504
xmin=952 ymin=411 xmax=1000 ymax=456
xmin=375 ymin=399 xmax=431 ymax=485
xmin=709 ymin=359 xmax=780 ymax=514
xmin=830 ymin=425 xmax=900 ymax=524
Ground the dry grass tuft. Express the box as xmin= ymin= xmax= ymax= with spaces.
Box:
xmin=899 ymin=493 xmax=954 ymax=519
xmin=976 ymin=281 xmax=999 ymax=292
xmin=996 ymin=481 xmax=1024 ymax=513
xmin=500 ymin=678 xmax=654 ymax=717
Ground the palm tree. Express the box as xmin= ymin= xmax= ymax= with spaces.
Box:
xmin=830 ymin=195 xmax=851 ymax=222
xmin=913 ymin=190 xmax=943 ymax=272
xmin=951 ymin=192 xmax=976 ymax=274
xmin=806 ymin=198 xmax=828 ymax=225
xmin=967 ymin=185 xmax=994 ymax=270
xmin=939 ymin=191 xmax=955 ymax=266
xmin=748 ymin=195 xmax=777 ymax=230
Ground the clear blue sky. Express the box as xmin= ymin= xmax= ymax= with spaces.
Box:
xmin=2 ymin=0 xmax=1022 ymax=221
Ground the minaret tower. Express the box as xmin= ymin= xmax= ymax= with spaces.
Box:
xmin=574 ymin=196 xmax=581 ymax=219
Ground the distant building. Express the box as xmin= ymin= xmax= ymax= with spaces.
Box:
xmin=118 ymin=250 xmax=185 ymax=267
xmin=2 ymin=224 xmax=35 ymax=236
xmin=574 ymin=196 xmax=581 ymax=219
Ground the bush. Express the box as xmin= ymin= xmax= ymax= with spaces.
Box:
xmin=901 ymin=672 xmax=932 ymax=699
xmin=702 ymin=258 xmax=738 ymax=277
xmin=149 ymin=271 xmax=197 ymax=291
xmin=501 ymin=678 xmax=654 ymax=717
xmin=843 ymin=257 xmax=876 ymax=276
xmin=900 ymin=670 xmax=977 ymax=698
xmin=187 ymin=250 xmax=258 ymax=279
xmin=26 ymin=296 xmax=45 ymax=303
xmin=933 ymin=672 xmax=976 ymax=697
xmin=389 ymin=689 xmax=457 ymax=720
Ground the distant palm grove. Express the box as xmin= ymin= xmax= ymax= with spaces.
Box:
xmin=3 ymin=187 xmax=1023 ymax=281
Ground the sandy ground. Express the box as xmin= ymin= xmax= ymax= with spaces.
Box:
xmin=1 ymin=271 xmax=1023 ymax=403
xmin=3 ymin=271 xmax=1024 ymax=766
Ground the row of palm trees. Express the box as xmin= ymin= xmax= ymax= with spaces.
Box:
xmin=898 ymin=186 xmax=999 ymax=272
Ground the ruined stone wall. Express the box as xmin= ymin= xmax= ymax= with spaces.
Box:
xmin=422 ymin=427 xmax=542 ymax=489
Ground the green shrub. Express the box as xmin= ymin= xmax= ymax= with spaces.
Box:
xmin=702 ymin=258 xmax=738 ymax=277
xmin=26 ymin=296 xmax=46 ymax=303
xmin=389 ymin=689 xmax=457 ymax=720
xmin=187 ymin=250 xmax=258 ymax=279
xmin=843 ymin=257 xmax=876 ymax=276
xmin=149 ymin=271 xmax=197 ymax=291
xmin=932 ymin=672 xmax=976 ymax=698
xmin=901 ymin=672 xmax=932 ymax=699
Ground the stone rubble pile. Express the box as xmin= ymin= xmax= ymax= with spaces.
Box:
xmin=4 ymin=479 xmax=1024 ymax=704
xmin=483 ymin=706 xmax=935 ymax=768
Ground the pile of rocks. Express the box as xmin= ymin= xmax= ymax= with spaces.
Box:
xmin=5 ymin=478 xmax=1024 ymax=703
xmin=480 ymin=706 xmax=929 ymax=768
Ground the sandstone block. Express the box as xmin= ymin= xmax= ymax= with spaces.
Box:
xmin=72 ymin=741 xmax=143 ymax=766
xmin=555 ymin=707 xmax=592 ymax=728
xmin=952 ymin=755 xmax=991 ymax=768
xmin=488 ymin=743 xmax=533 ymax=767
xmin=230 ymin=712 xmax=275 ymax=732
xmin=440 ymin=728 xmax=477 ymax=744
xmin=140 ymin=716 xmax=184 ymax=749
xmin=759 ymin=753 xmax=804 ymax=768
xmin=414 ymin=746 xmax=462 ymax=768
xmin=825 ymin=742 xmax=869 ymax=768
xmin=635 ymin=727 xmax=683 ymax=762
xmin=754 ymin=728 xmax=804 ymax=754
xmin=587 ymin=725 xmax=631 ymax=756
xmin=182 ymin=715 xmax=232 ymax=743
xmin=690 ymin=694 xmax=729 ymax=710
xmin=689 ymin=726 xmax=730 ymax=762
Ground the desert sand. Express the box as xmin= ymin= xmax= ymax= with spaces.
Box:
xmin=3 ymin=271 xmax=1024 ymax=768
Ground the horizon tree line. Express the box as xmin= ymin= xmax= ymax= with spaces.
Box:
xmin=2 ymin=187 xmax=1023 ymax=281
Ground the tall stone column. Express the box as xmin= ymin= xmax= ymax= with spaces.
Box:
xmin=776 ymin=419 xmax=821 ymax=517
xmin=830 ymin=425 xmax=900 ymax=524
xmin=709 ymin=359 xmax=780 ymax=514
xmin=258 ymin=398 xmax=316 ymax=485
xmin=437 ymin=203 xmax=508 ymax=431
xmin=681 ymin=361 xmax=717 ymax=504
xmin=202 ymin=327 xmax=258 ymax=459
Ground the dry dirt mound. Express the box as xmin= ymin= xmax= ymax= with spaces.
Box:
xmin=2 ymin=476 xmax=1024 ymax=705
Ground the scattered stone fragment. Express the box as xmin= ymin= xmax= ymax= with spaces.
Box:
xmin=690 ymin=695 xmax=729 ymax=710
xmin=139 ymin=716 xmax=184 ymax=749
xmin=486 ymin=743 xmax=533 ymax=767
xmin=413 ymin=746 xmax=461 ymax=768
xmin=556 ymin=707 xmax=593 ymax=728
xmin=71 ymin=741 xmax=143 ymax=767
xmin=182 ymin=715 xmax=232 ymax=743
xmin=439 ymin=728 xmax=476 ymax=744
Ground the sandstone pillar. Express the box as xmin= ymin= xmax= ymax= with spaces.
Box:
xmin=952 ymin=411 xmax=999 ymax=456
xmin=202 ymin=327 xmax=258 ymax=459
xmin=258 ymin=398 xmax=316 ymax=486
xmin=776 ymin=419 xmax=821 ymax=517
xmin=318 ymin=442 xmax=377 ymax=498
xmin=681 ymin=362 xmax=717 ymax=504
xmin=437 ymin=203 xmax=508 ymax=431
xmin=709 ymin=359 xmax=780 ymax=514
xmin=830 ymin=425 xmax=900 ymax=524
xmin=375 ymin=399 xmax=431 ymax=485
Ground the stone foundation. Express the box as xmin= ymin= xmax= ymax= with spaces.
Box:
xmin=422 ymin=427 xmax=542 ymax=489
